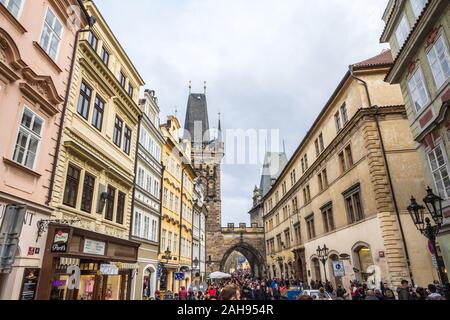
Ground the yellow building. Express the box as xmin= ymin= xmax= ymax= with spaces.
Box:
xmin=263 ymin=51 xmax=438 ymax=290
xmin=37 ymin=0 xmax=145 ymax=300
xmin=158 ymin=115 xmax=196 ymax=294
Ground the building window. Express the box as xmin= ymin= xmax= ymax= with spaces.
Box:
xmin=99 ymin=46 xmax=110 ymax=66
xmin=321 ymin=203 xmax=335 ymax=233
xmin=116 ymin=191 xmax=125 ymax=224
xmin=339 ymin=145 xmax=354 ymax=174
xmin=13 ymin=107 xmax=43 ymax=169
xmin=105 ymin=185 xmax=116 ymax=221
xmin=87 ymin=31 xmax=98 ymax=52
xmin=173 ymin=233 xmax=178 ymax=253
xmin=284 ymin=229 xmax=291 ymax=248
xmin=80 ymin=172 xmax=95 ymax=213
xmin=163 ymin=188 xmax=168 ymax=207
xmin=169 ymin=192 xmax=174 ymax=210
xmin=92 ymin=95 xmax=104 ymax=131
xmin=119 ymin=71 xmax=126 ymax=88
xmin=341 ymin=103 xmax=349 ymax=125
xmin=294 ymin=223 xmax=301 ymax=245
xmin=427 ymin=36 xmax=450 ymax=89
xmin=128 ymin=83 xmax=134 ymax=98
xmin=1 ymin=0 xmax=23 ymax=18
xmin=113 ymin=116 xmax=123 ymax=147
xmin=161 ymin=229 xmax=166 ymax=251
xmin=290 ymin=169 xmax=296 ymax=186
xmin=395 ymin=15 xmax=410 ymax=48
xmin=335 ymin=111 xmax=342 ymax=132
xmin=303 ymin=185 xmax=311 ymax=204
xmin=77 ymin=81 xmax=92 ymax=120
xmin=123 ymin=126 xmax=132 ymax=155
xmin=410 ymin=0 xmax=427 ymax=18
xmin=39 ymin=8 xmax=63 ymax=60
xmin=408 ymin=67 xmax=430 ymax=112
xmin=427 ymin=143 xmax=450 ymax=199
xmin=343 ymin=184 xmax=364 ymax=224
xmin=318 ymin=169 xmax=328 ymax=192
xmin=276 ymin=234 xmax=283 ymax=251
xmin=305 ymin=214 xmax=315 ymax=240
xmin=133 ymin=210 xmax=142 ymax=237
xmin=63 ymin=164 xmax=80 ymax=208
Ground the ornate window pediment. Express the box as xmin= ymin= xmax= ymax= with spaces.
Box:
xmin=0 ymin=27 xmax=25 ymax=82
xmin=19 ymin=67 xmax=63 ymax=116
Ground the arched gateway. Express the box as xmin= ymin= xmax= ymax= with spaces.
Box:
xmin=183 ymin=90 xmax=266 ymax=279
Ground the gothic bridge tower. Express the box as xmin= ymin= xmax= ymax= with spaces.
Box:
xmin=183 ymin=86 xmax=265 ymax=277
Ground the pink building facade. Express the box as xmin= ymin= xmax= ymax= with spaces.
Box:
xmin=0 ymin=0 xmax=87 ymax=299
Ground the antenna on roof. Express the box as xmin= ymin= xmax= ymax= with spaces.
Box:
xmin=204 ymin=81 xmax=207 ymax=94
xmin=189 ymin=81 xmax=192 ymax=94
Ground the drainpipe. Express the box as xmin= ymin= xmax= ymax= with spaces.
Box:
xmin=349 ymin=65 xmax=415 ymax=286
xmin=46 ymin=12 xmax=96 ymax=206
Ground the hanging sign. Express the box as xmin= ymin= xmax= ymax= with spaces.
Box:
xmin=19 ymin=268 xmax=40 ymax=300
xmin=174 ymin=272 xmax=185 ymax=281
xmin=51 ymin=229 xmax=69 ymax=253
xmin=100 ymin=264 xmax=119 ymax=275
xmin=333 ymin=261 xmax=345 ymax=277
xmin=83 ymin=239 xmax=106 ymax=256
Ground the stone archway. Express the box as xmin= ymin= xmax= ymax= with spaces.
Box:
xmin=219 ymin=242 xmax=266 ymax=278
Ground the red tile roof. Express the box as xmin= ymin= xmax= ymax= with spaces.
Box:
xmin=352 ymin=49 xmax=394 ymax=69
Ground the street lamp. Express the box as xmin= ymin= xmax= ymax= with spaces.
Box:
xmin=407 ymin=187 xmax=447 ymax=284
xmin=161 ymin=248 xmax=172 ymax=264
xmin=316 ymin=244 xmax=329 ymax=282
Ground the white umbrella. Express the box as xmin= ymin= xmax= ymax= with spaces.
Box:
xmin=209 ymin=271 xmax=232 ymax=280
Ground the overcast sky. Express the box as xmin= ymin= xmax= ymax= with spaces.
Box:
xmin=96 ymin=0 xmax=389 ymax=226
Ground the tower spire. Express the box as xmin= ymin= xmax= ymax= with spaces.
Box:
xmin=189 ymin=80 xmax=192 ymax=94
xmin=217 ymin=112 xmax=222 ymax=142
xmin=204 ymin=81 xmax=207 ymax=94
xmin=283 ymin=140 xmax=286 ymax=154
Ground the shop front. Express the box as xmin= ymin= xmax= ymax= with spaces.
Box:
xmin=36 ymin=224 xmax=140 ymax=300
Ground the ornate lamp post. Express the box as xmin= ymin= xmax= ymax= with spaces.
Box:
xmin=316 ymin=244 xmax=330 ymax=282
xmin=407 ymin=187 xmax=447 ymax=284
xmin=161 ymin=248 xmax=172 ymax=264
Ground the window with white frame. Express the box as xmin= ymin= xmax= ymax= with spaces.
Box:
xmin=39 ymin=8 xmax=63 ymax=60
xmin=408 ymin=66 xmax=430 ymax=112
xmin=427 ymin=143 xmax=450 ymax=199
xmin=410 ymin=0 xmax=427 ymax=18
xmin=395 ymin=15 xmax=410 ymax=49
xmin=13 ymin=107 xmax=43 ymax=169
xmin=1 ymin=0 xmax=23 ymax=18
xmin=133 ymin=209 xmax=158 ymax=242
xmin=427 ymin=35 xmax=450 ymax=89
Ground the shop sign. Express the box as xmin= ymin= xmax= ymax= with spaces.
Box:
xmin=83 ymin=239 xmax=106 ymax=256
xmin=19 ymin=268 xmax=40 ymax=300
xmin=51 ymin=228 xmax=69 ymax=253
xmin=28 ymin=247 xmax=40 ymax=256
xmin=174 ymin=272 xmax=185 ymax=281
xmin=100 ymin=264 xmax=119 ymax=275
xmin=332 ymin=261 xmax=345 ymax=277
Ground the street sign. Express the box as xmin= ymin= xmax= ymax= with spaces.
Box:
xmin=431 ymin=255 xmax=438 ymax=268
xmin=174 ymin=272 xmax=185 ymax=281
xmin=333 ymin=261 xmax=345 ymax=277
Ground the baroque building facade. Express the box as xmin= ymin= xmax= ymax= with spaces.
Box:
xmin=380 ymin=0 xmax=450 ymax=279
xmin=130 ymin=89 xmax=164 ymax=300
xmin=0 ymin=0 xmax=88 ymax=300
xmin=263 ymin=51 xmax=438 ymax=289
xmin=36 ymin=0 xmax=145 ymax=300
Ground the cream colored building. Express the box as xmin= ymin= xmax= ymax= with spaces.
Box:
xmin=158 ymin=115 xmax=196 ymax=294
xmin=380 ymin=0 xmax=450 ymax=281
xmin=37 ymin=0 xmax=145 ymax=300
xmin=263 ymin=51 xmax=438 ymax=290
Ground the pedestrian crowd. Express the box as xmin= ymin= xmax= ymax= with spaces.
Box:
xmin=151 ymin=271 xmax=449 ymax=301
